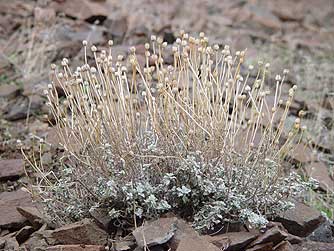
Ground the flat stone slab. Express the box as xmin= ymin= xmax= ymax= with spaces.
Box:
xmin=276 ymin=202 xmax=326 ymax=237
xmin=0 ymin=189 xmax=33 ymax=230
xmin=133 ymin=217 xmax=177 ymax=248
xmin=47 ymin=245 xmax=104 ymax=251
xmin=207 ymin=231 xmax=258 ymax=251
xmin=0 ymin=159 xmax=25 ymax=181
xmin=50 ymin=218 xmax=108 ymax=245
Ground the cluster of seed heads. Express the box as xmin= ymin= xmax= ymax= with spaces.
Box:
xmin=38 ymin=31 xmax=309 ymax=227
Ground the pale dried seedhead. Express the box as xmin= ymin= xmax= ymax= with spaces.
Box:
xmin=37 ymin=31 xmax=310 ymax=230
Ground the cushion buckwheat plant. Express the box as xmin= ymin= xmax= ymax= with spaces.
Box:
xmin=35 ymin=31 xmax=312 ymax=232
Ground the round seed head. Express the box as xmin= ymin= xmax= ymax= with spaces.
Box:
xmin=90 ymin=67 xmax=97 ymax=74
xmin=130 ymin=46 xmax=136 ymax=54
xmin=91 ymin=45 xmax=97 ymax=52
xmin=157 ymin=37 xmax=163 ymax=44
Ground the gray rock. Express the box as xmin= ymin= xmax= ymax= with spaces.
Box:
xmin=294 ymin=241 xmax=334 ymax=251
xmin=308 ymin=220 xmax=334 ymax=243
xmin=3 ymin=237 xmax=19 ymax=251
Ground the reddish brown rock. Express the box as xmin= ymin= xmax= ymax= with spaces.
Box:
xmin=21 ymin=229 xmax=50 ymax=251
xmin=50 ymin=218 xmax=107 ymax=245
xmin=47 ymin=244 xmax=104 ymax=251
xmin=34 ymin=6 xmax=56 ymax=24
xmin=274 ymin=240 xmax=293 ymax=251
xmin=28 ymin=94 xmax=45 ymax=113
xmin=276 ymin=201 xmax=326 ymax=237
xmin=286 ymin=234 xmax=302 ymax=244
xmin=89 ymin=207 xmax=112 ymax=231
xmin=246 ymin=242 xmax=273 ymax=251
xmin=104 ymin=16 xmax=128 ymax=44
xmin=52 ymin=0 xmax=108 ymax=20
xmin=176 ymin=234 xmax=221 ymax=251
xmin=269 ymin=0 xmax=304 ymax=22
xmin=305 ymin=161 xmax=334 ymax=192
xmin=3 ymin=96 xmax=29 ymax=121
xmin=15 ymin=225 xmax=35 ymax=244
xmin=0 ymin=159 xmax=25 ymax=181
xmin=17 ymin=206 xmax=45 ymax=229
xmin=169 ymin=218 xmax=220 ymax=251
xmin=236 ymin=4 xmax=282 ymax=30
xmin=0 ymin=189 xmax=33 ymax=230
xmin=133 ymin=217 xmax=177 ymax=248
xmin=46 ymin=128 xmax=61 ymax=147
xmin=250 ymin=226 xmax=288 ymax=247
xmin=168 ymin=218 xmax=194 ymax=250
xmin=322 ymin=93 xmax=333 ymax=110
xmin=289 ymin=144 xmax=315 ymax=163
xmin=0 ymin=84 xmax=20 ymax=99
xmin=207 ymin=231 xmax=258 ymax=251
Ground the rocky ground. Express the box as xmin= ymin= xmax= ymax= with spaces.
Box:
xmin=0 ymin=0 xmax=333 ymax=250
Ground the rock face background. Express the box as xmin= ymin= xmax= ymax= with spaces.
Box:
xmin=0 ymin=0 xmax=333 ymax=250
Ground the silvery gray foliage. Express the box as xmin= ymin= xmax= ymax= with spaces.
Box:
xmin=40 ymin=147 xmax=314 ymax=231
